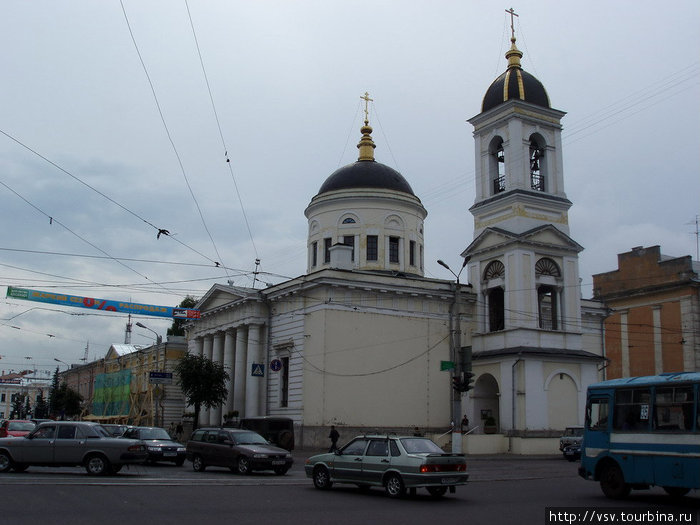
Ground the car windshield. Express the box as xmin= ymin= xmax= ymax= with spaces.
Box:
xmin=234 ymin=431 xmax=268 ymax=445
xmin=400 ymin=438 xmax=445 ymax=454
xmin=8 ymin=421 xmax=36 ymax=431
xmin=564 ymin=427 xmax=583 ymax=437
xmin=139 ymin=428 xmax=171 ymax=440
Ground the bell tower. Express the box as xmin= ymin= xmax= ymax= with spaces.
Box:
xmin=463 ymin=17 xmax=583 ymax=347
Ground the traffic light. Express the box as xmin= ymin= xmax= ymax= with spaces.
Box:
xmin=463 ymin=371 xmax=475 ymax=392
xmin=452 ymin=376 xmax=463 ymax=391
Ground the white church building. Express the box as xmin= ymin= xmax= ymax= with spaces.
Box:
xmin=186 ymin=32 xmax=606 ymax=452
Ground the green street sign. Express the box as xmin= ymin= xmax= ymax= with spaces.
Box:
xmin=440 ymin=361 xmax=455 ymax=371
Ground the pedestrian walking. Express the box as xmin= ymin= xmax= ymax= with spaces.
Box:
xmin=175 ymin=421 xmax=184 ymax=441
xmin=167 ymin=421 xmax=176 ymax=438
xmin=328 ymin=425 xmax=340 ymax=452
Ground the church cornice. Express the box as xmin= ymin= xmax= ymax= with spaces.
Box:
xmin=469 ymin=99 xmax=566 ymax=130
xmin=470 ymin=188 xmax=572 ymax=214
xmin=462 ymin=224 xmax=584 ymax=259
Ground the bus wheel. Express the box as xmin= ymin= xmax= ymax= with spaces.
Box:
xmin=663 ymin=486 xmax=690 ymax=498
xmin=600 ymin=463 xmax=630 ymax=499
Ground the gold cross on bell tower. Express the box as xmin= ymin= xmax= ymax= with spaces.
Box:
xmin=505 ymin=7 xmax=519 ymax=40
xmin=360 ymin=91 xmax=373 ymax=123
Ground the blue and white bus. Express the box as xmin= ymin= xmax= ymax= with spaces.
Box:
xmin=579 ymin=372 xmax=700 ymax=499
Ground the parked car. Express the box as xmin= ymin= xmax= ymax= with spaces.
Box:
xmin=305 ymin=434 xmax=469 ymax=498
xmin=186 ymin=427 xmax=293 ymax=475
xmin=0 ymin=421 xmax=147 ymax=475
xmin=237 ymin=416 xmax=295 ymax=451
xmin=559 ymin=426 xmax=583 ymax=458
xmin=563 ymin=442 xmax=581 ymax=462
xmin=100 ymin=424 xmax=128 ymax=437
xmin=121 ymin=426 xmax=186 ymax=465
xmin=0 ymin=420 xmax=35 ymax=438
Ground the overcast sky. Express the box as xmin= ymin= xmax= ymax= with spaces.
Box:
xmin=1 ymin=1 xmax=698 ymax=376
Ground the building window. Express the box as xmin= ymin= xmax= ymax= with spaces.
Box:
xmin=537 ymin=285 xmax=558 ymax=330
xmin=343 ymin=235 xmax=355 ymax=261
xmin=490 ymin=136 xmax=505 ymax=195
xmin=530 ymin=137 xmax=545 ymax=192
xmin=342 ymin=217 xmax=356 ymax=224
xmin=367 ymin=235 xmax=378 ymax=261
xmin=409 ymin=240 xmax=416 ymax=266
xmin=420 ymin=244 xmax=424 ymax=270
xmin=311 ymin=241 xmax=318 ymax=267
xmin=324 ymin=238 xmax=332 ymax=264
xmin=0 ymin=393 xmax=4 ymax=403
xmin=280 ymin=356 xmax=290 ymax=408
xmin=488 ymin=287 xmax=505 ymax=332
xmin=389 ymin=236 xmax=400 ymax=264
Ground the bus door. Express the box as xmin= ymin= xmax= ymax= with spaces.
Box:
xmin=583 ymin=394 xmax=610 ymax=468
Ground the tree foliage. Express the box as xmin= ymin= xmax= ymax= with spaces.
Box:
xmin=174 ymin=353 xmax=229 ymax=430
xmin=47 ymin=367 xmax=83 ymax=419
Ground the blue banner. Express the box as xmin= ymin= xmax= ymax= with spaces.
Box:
xmin=6 ymin=286 xmax=200 ymax=319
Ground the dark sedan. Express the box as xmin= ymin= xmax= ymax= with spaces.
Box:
xmin=0 ymin=421 xmax=147 ymax=475
xmin=186 ymin=428 xmax=293 ymax=475
xmin=121 ymin=426 xmax=186 ymax=465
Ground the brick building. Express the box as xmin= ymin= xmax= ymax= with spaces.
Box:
xmin=593 ymin=246 xmax=700 ymax=378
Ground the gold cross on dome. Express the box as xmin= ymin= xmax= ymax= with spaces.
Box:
xmin=505 ymin=7 xmax=519 ymax=40
xmin=360 ymin=92 xmax=373 ymax=122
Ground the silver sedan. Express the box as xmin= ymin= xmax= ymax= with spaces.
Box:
xmin=0 ymin=421 xmax=147 ymax=475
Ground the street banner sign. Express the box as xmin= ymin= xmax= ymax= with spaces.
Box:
xmin=6 ymin=286 xmax=200 ymax=319
xmin=149 ymin=371 xmax=173 ymax=384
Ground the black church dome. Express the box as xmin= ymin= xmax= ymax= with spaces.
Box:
xmin=481 ymin=36 xmax=550 ymax=113
xmin=318 ymin=160 xmax=415 ymax=196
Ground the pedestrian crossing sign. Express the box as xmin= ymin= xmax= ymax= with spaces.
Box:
xmin=251 ymin=363 xmax=265 ymax=377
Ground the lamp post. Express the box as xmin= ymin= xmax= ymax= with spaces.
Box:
xmin=135 ymin=322 xmax=163 ymax=345
xmin=53 ymin=357 xmax=69 ymax=370
xmin=437 ymin=257 xmax=470 ymax=454
xmin=135 ymin=322 xmax=163 ymax=427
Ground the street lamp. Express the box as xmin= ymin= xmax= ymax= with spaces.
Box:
xmin=53 ymin=357 xmax=69 ymax=370
xmin=135 ymin=322 xmax=163 ymax=345
xmin=437 ymin=257 xmax=471 ymax=454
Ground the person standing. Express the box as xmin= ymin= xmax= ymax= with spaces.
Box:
xmin=328 ymin=425 xmax=340 ymax=452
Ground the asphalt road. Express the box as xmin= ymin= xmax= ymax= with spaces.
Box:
xmin=1 ymin=454 xmax=697 ymax=525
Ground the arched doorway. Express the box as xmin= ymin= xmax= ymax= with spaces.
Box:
xmin=471 ymin=374 xmax=500 ymax=433
xmin=546 ymin=372 xmax=579 ymax=429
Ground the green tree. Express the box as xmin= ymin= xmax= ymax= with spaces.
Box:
xmin=47 ymin=367 xmax=83 ymax=419
xmin=174 ymin=353 xmax=229 ymax=431
xmin=9 ymin=392 xmax=26 ymax=419
xmin=167 ymin=296 xmax=199 ymax=337
xmin=34 ymin=390 xmax=49 ymax=419
xmin=48 ymin=367 xmax=61 ymax=416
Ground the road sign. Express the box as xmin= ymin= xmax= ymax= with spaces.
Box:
xmin=440 ymin=360 xmax=455 ymax=371
xmin=251 ymin=363 xmax=265 ymax=377
xmin=270 ymin=359 xmax=282 ymax=372
xmin=149 ymin=371 xmax=173 ymax=384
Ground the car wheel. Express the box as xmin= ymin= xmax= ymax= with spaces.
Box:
xmin=273 ymin=466 xmax=289 ymax=475
xmin=427 ymin=486 xmax=447 ymax=498
xmin=0 ymin=451 xmax=13 ymax=473
xmin=600 ymin=463 xmax=630 ymax=499
xmin=12 ymin=463 xmax=28 ymax=473
xmin=236 ymin=456 xmax=251 ymax=475
xmin=192 ymin=455 xmax=206 ymax=472
xmin=384 ymin=473 xmax=406 ymax=498
xmin=663 ymin=486 xmax=690 ymax=498
xmin=85 ymin=454 xmax=111 ymax=476
xmin=312 ymin=466 xmax=333 ymax=490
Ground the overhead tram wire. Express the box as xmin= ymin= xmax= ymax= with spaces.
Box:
xmin=119 ymin=0 xmax=231 ymax=280
xmin=0 ymin=128 xmax=224 ymax=269
xmin=184 ymin=0 xmax=258 ymax=262
xmin=0 ymin=179 xmax=180 ymax=296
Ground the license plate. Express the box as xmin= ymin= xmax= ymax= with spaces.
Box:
xmin=272 ymin=460 xmax=285 ymax=465
xmin=163 ymin=452 xmax=176 ymax=457
xmin=441 ymin=477 xmax=458 ymax=484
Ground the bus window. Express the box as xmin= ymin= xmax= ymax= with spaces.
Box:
xmin=613 ymin=388 xmax=650 ymax=431
xmin=586 ymin=398 xmax=609 ymax=431
xmin=654 ymin=386 xmax=694 ymax=432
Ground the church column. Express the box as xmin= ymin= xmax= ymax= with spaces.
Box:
xmin=191 ymin=337 xmax=204 ymax=357
xmin=234 ymin=326 xmax=248 ymax=417
xmin=200 ymin=335 xmax=214 ymax=427
xmin=223 ymin=329 xmax=236 ymax=419
xmin=245 ymin=323 xmax=263 ymax=417
xmin=209 ymin=332 xmax=225 ymax=426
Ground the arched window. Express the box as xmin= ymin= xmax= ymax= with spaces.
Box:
xmin=484 ymin=260 xmax=505 ymax=280
xmin=535 ymin=258 xmax=561 ymax=330
xmin=529 ymin=135 xmax=545 ymax=192
xmin=483 ymin=260 xmax=505 ymax=332
xmin=489 ymin=137 xmax=505 ymax=195
xmin=342 ymin=217 xmax=356 ymax=224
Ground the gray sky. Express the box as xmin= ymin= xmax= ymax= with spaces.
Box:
xmin=1 ymin=0 xmax=699 ymax=376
